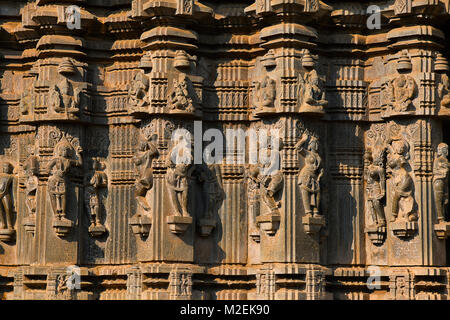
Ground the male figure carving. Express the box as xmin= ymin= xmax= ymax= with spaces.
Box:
xmin=47 ymin=141 xmax=83 ymax=220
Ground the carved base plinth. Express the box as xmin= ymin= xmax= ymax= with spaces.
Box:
xmin=390 ymin=221 xmax=418 ymax=239
xmin=254 ymin=107 xmax=278 ymax=117
xmin=299 ymin=103 xmax=326 ymax=116
xmin=167 ymin=215 xmax=193 ymax=235
xmin=365 ymin=226 xmax=387 ymax=245
xmin=256 ymin=214 xmax=280 ymax=236
xmin=0 ymin=228 xmax=15 ymax=242
xmin=302 ymin=215 xmax=325 ymax=235
xmin=198 ymin=218 xmax=216 ymax=237
xmin=52 ymin=217 xmax=73 ymax=237
xmin=249 ymin=227 xmax=261 ymax=243
xmin=130 ymin=214 xmax=152 ymax=238
xmin=23 ymin=216 xmax=36 ymax=236
xmin=88 ymin=224 xmax=107 ymax=237
xmin=434 ymin=222 xmax=450 ymax=240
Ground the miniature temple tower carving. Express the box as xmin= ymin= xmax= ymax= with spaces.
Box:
xmin=295 ymin=131 xmax=325 ymax=235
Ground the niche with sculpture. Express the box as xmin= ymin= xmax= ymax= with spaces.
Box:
xmin=47 ymin=135 xmax=83 ymax=237
xmin=166 ymin=134 xmax=194 ymax=234
xmin=387 ymin=136 xmax=418 ymax=239
xmin=295 ymin=130 xmax=325 ymax=235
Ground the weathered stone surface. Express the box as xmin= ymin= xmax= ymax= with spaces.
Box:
xmin=2 ymin=0 xmax=450 ymax=301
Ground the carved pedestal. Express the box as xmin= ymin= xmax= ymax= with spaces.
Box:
xmin=366 ymin=226 xmax=387 ymax=245
xmin=198 ymin=218 xmax=216 ymax=237
xmin=434 ymin=222 xmax=450 ymax=240
xmin=23 ymin=215 xmax=36 ymax=235
xmin=88 ymin=224 xmax=106 ymax=238
xmin=52 ymin=217 xmax=73 ymax=238
xmin=130 ymin=214 xmax=152 ymax=238
xmin=391 ymin=221 xmax=418 ymax=239
xmin=257 ymin=214 xmax=280 ymax=236
xmin=302 ymin=215 xmax=326 ymax=236
xmin=0 ymin=229 xmax=15 ymax=242
xmin=167 ymin=216 xmax=193 ymax=235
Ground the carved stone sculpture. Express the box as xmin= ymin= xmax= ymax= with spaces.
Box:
xmin=130 ymin=133 xmax=159 ymax=238
xmin=128 ymin=72 xmax=149 ymax=109
xmin=20 ymin=79 xmax=36 ymax=116
xmin=253 ymin=76 xmax=276 ymax=114
xmin=85 ymin=158 xmax=108 ymax=237
xmin=387 ymin=138 xmax=418 ymax=238
xmin=387 ymin=75 xmax=417 ymax=113
xmin=23 ymin=145 xmax=39 ymax=235
xmin=298 ymin=68 xmax=327 ymax=115
xmin=169 ymin=75 xmax=194 ymax=113
xmin=47 ymin=138 xmax=83 ymax=237
xmin=247 ymin=164 xmax=262 ymax=242
xmin=295 ymin=132 xmax=325 ymax=235
xmin=438 ymin=74 xmax=450 ymax=109
xmin=0 ymin=162 xmax=15 ymax=241
xmin=433 ymin=143 xmax=450 ymax=239
xmin=364 ymin=148 xmax=387 ymax=245
xmin=166 ymin=135 xmax=193 ymax=234
xmin=195 ymin=164 xmax=224 ymax=236
xmin=49 ymin=78 xmax=81 ymax=115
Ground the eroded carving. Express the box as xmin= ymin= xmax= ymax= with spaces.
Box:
xmin=49 ymin=79 xmax=81 ymax=115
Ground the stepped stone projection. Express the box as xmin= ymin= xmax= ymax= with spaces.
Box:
xmin=3 ymin=0 xmax=450 ymax=301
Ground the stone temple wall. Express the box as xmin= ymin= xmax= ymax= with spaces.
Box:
xmin=1 ymin=0 xmax=450 ymax=300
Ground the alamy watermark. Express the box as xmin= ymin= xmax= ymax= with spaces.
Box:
xmin=168 ymin=121 xmax=281 ymax=175
xmin=66 ymin=5 xmax=81 ymax=30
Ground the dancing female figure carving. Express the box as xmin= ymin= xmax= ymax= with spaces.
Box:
xmin=295 ymin=132 xmax=323 ymax=217
xmin=166 ymin=135 xmax=193 ymax=217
